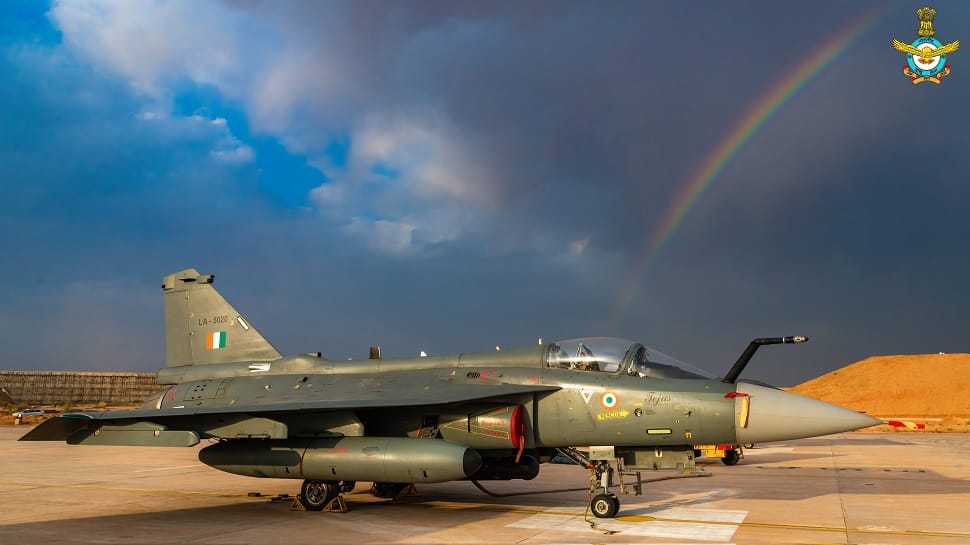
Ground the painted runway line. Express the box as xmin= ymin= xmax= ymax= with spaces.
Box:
xmin=739 ymin=447 xmax=794 ymax=455
xmin=508 ymin=505 xmax=748 ymax=541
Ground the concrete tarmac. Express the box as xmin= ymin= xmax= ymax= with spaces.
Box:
xmin=1 ymin=426 xmax=968 ymax=545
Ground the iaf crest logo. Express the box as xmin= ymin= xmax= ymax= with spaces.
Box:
xmin=892 ymin=6 xmax=959 ymax=84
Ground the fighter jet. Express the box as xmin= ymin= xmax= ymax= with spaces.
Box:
xmin=21 ymin=268 xmax=880 ymax=518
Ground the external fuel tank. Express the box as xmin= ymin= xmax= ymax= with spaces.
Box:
xmin=199 ymin=436 xmax=482 ymax=483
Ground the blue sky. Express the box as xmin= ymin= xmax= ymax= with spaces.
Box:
xmin=1 ymin=1 xmax=968 ymax=386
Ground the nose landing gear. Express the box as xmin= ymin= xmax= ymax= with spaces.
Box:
xmin=559 ymin=445 xmax=703 ymax=519
xmin=587 ymin=459 xmax=623 ymax=519
xmin=557 ymin=447 xmax=630 ymax=519
xmin=590 ymin=492 xmax=620 ymax=518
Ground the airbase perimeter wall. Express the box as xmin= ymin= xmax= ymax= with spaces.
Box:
xmin=0 ymin=371 xmax=159 ymax=406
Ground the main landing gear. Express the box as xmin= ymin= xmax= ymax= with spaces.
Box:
xmin=298 ymin=479 xmax=414 ymax=511
xmin=299 ymin=479 xmax=355 ymax=511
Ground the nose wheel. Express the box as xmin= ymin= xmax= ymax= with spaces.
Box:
xmin=590 ymin=492 xmax=620 ymax=518
xmin=588 ymin=459 xmax=623 ymax=518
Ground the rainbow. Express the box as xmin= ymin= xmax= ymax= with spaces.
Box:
xmin=611 ymin=5 xmax=894 ymax=327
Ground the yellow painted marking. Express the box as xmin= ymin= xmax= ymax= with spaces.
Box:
xmin=0 ymin=480 xmax=262 ymax=500
xmin=2 ymin=480 xmax=968 ymax=539
xmin=399 ymin=501 xmax=970 ymax=539
xmin=432 ymin=502 xmax=970 ymax=538
xmin=739 ymin=394 xmax=750 ymax=428
xmin=614 ymin=514 xmax=970 ymax=539
xmin=596 ymin=410 xmax=629 ymax=422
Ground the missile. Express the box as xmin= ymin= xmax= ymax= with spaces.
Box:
xmin=199 ymin=436 xmax=482 ymax=483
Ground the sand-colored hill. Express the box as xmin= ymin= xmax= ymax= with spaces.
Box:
xmin=790 ymin=353 xmax=970 ymax=432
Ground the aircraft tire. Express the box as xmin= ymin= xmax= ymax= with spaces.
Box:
xmin=721 ymin=449 xmax=740 ymax=466
xmin=300 ymin=479 xmax=339 ymax=511
xmin=591 ymin=493 xmax=619 ymax=518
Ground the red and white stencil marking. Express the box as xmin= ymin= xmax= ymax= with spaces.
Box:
xmin=887 ymin=420 xmax=926 ymax=430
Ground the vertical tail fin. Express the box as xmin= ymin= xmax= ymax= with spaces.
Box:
xmin=162 ymin=268 xmax=281 ymax=366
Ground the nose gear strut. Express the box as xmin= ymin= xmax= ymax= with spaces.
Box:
xmin=555 ymin=446 xmax=711 ymax=519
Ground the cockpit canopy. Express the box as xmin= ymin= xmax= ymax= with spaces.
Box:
xmin=545 ymin=337 xmax=714 ymax=379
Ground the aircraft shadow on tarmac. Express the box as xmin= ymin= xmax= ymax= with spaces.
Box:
xmin=386 ymin=459 xmax=967 ymax=506
xmin=4 ymin=461 xmax=967 ymax=545
xmin=0 ymin=495 xmax=543 ymax=545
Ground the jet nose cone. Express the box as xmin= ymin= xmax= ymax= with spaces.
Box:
xmin=735 ymin=382 xmax=882 ymax=444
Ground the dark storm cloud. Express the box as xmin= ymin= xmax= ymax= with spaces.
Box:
xmin=204 ymin=2 xmax=887 ymax=251
xmin=0 ymin=41 xmax=304 ymax=369
xmin=221 ymin=1 xmax=864 ymax=244
xmin=1 ymin=1 xmax=967 ymax=385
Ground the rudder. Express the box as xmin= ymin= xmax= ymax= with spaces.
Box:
xmin=162 ymin=268 xmax=281 ymax=366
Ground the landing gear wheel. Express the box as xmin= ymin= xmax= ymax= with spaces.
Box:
xmin=591 ymin=493 xmax=620 ymax=518
xmin=300 ymin=480 xmax=339 ymax=511
xmin=721 ymin=449 xmax=740 ymax=466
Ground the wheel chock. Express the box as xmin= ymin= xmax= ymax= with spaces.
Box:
xmin=396 ymin=484 xmax=420 ymax=498
xmin=289 ymin=497 xmax=307 ymax=511
xmin=323 ymin=496 xmax=349 ymax=513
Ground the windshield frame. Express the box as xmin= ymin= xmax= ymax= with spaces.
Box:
xmin=626 ymin=343 xmax=715 ymax=379
xmin=544 ymin=337 xmax=635 ymax=374
xmin=543 ymin=337 xmax=714 ymax=379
